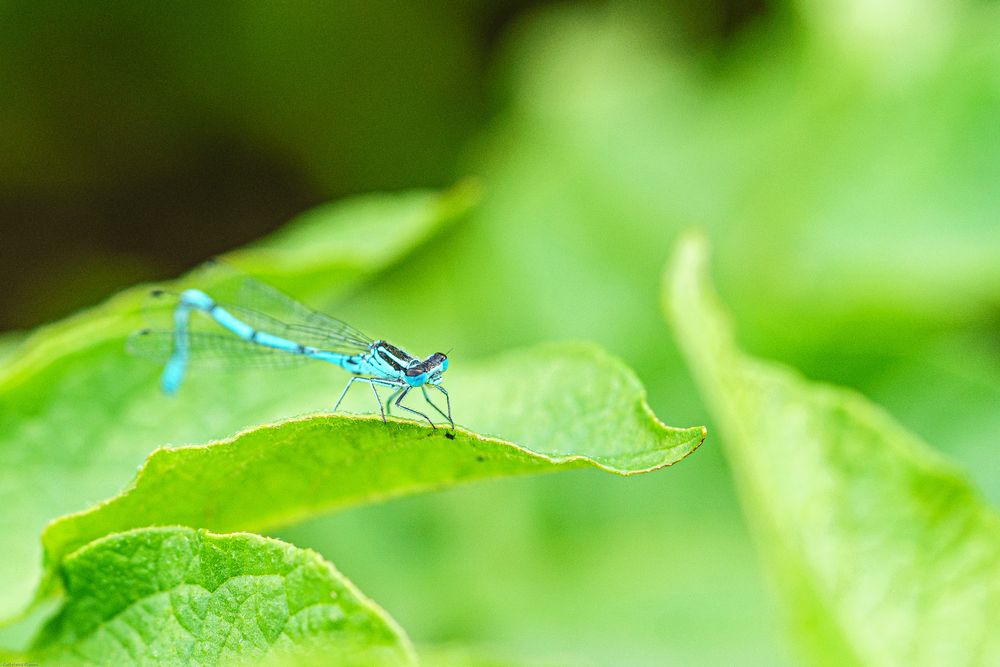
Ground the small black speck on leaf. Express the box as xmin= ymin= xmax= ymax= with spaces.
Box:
xmin=476 ymin=455 xmax=485 ymax=461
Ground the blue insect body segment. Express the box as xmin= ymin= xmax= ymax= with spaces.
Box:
xmin=129 ymin=280 xmax=453 ymax=430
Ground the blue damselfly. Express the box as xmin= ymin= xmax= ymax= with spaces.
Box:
xmin=127 ymin=274 xmax=453 ymax=431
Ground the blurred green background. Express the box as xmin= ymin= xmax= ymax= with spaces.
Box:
xmin=3 ymin=1 xmax=998 ymax=665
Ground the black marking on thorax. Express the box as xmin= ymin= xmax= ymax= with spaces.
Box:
xmin=376 ymin=341 xmax=414 ymax=371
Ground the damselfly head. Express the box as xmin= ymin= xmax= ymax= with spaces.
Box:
xmin=404 ymin=352 xmax=449 ymax=386
xmin=426 ymin=352 xmax=448 ymax=385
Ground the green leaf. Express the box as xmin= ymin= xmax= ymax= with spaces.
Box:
xmin=864 ymin=339 xmax=1000 ymax=507
xmin=468 ymin=3 xmax=1000 ymax=380
xmin=226 ymin=179 xmax=481 ymax=299
xmin=31 ymin=527 xmax=415 ymax=666
xmin=664 ymin=233 xmax=1000 ymax=666
xmin=0 ymin=331 xmax=23 ymax=366
xmin=418 ymin=645 xmax=585 ymax=667
xmin=0 ymin=184 xmax=477 ymax=624
xmin=41 ymin=341 xmax=704 ymax=610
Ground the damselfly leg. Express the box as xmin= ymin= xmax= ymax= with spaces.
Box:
xmin=385 ymin=384 xmax=452 ymax=430
xmin=394 ymin=387 xmax=436 ymax=429
xmin=369 ymin=380 xmax=385 ymax=423
xmin=334 ymin=376 xmax=401 ymax=423
xmin=421 ymin=385 xmax=454 ymax=430
xmin=385 ymin=386 xmax=405 ymax=417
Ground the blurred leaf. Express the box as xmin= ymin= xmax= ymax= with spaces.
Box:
xmin=418 ymin=644 xmax=587 ymax=667
xmin=228 ymin=180 xmax=481 ymax=296
xmin=31 ymin=527 xmax=414 ymax=666
xmin=40 ymin=342 xmax=703 ymax=613
xmin=0 ymin=648 xmax=24 ymax=662
xmin=277 ymin=471 xmax=782 ymax=667
xmin=665 ymin=233 xmax=1000 ymax=666
xmin=0 ymin=331 xmax=24 ymax=365
xmin=864 ymin=334 xmax=1000 ymax=507
xmin=464 ymin=3 xmax=1000 ymax=385
xmin=264 ymin=642 xmax=584 ymax=667
xmin=0 ymin=185 xmax=476 ymax=623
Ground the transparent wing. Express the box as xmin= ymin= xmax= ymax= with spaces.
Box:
xmin=232 ymin=276 xmax=372 ymax=352
xmin=137 ymin=268 xmax=373 ymax=356
xmin=126 ymin=329 xmax=312 ymax=370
